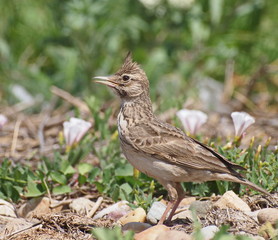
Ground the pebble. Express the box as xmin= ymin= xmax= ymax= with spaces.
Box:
xmin=146 ymin=201 xmax=167 ymax=224
xmin=213 ymin=191 xmax=251 ymax=212
xmin=3 ymin=217 xmax=37 ymax=235
xmin=156 ymin=229 xmax=191 ymax=240
xmin=199 ymin=225 xmax=219 ymax=240
xmin=119 ymin=207 xmax=146 ymax=225
xmin=134 ymin=225 xmax=169 ymax=240
xmin=69 ymin=197 xmax=95 ymax=215
xmin=257 ymin=208 xmax=278 ymax=226
xmin=0 ymin=199 xmax=17 ymax=217
xmin=93 ymin=200 xmax=130 ymax=220
xmin=122 ymin=222 xmax=152 ymax=233
xmin=172 ymin=209 xmax=194 ymax=221
xmin=179 ymin=197 xmax=197 ymax=207
xmin=18 ymin=197 xmax=62 ymax=218
xmin=245 ymin=210 xmax=260 ymax=222
xmin=189 ymin=200 xmax=212 ymax=218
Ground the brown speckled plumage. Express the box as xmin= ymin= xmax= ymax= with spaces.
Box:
xmin=95 ymin=53 xmax=270 ymax=224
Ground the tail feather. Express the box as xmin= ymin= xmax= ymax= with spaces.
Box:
xmin=239 ymin=179 xmax=271 ymax=196
xmin=214 ymin=173 xmax=271 ymax=196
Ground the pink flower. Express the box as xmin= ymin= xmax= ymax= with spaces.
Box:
xmin=231 ymin=112 xmax=255 ymax=137
xmin=63 ymin=117 xmax=92 ymax=147
xmin=0 ymin=114 xmax=8 ymax=128
xmin=176 ymin=109 xmax=208 ymax=135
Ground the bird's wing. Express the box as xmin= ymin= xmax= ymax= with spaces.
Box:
xmin=125 ymin=120 xmax=245 ymax=175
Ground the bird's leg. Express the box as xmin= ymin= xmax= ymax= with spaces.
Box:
xmin=157 ymin=181 xmax=179 ymax=225
xmin=157 ymin=199 xmax=175 ymax=225
xmin=166 ymin=183 xmax=185 ymax=222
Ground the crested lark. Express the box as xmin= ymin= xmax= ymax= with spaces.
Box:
xmin=95 ymin=53 xmax=270 ymax=224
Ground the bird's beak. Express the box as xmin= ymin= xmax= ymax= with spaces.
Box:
xmin=94 ymin=75 xmax=118 ymax=88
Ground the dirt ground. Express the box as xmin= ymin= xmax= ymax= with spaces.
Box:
xmin=0 ymin=91 xmax=278 ymax=240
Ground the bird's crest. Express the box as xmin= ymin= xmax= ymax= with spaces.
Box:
xmin=116 ymin=52 xmax=142 ymax=75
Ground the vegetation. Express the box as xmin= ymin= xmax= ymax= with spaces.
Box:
xmin=0 ymin=0 xmax=277 ymax=239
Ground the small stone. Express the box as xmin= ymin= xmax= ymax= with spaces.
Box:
xmin=156 ymin=229 xmax=191 ymax=240
xmin=18 ymin=197 xmax=63 ymax=218
xmin=245 ymin=210 xmax=260 ymax=222
xmin=213 ymin=191 xmax=251 ymax=212
xmin=189 ymin=200 xmax=212 ymax=218
xmin=69 ymin=197 xmax=95 ymax=215
xmin=147 ymin=201 xmax=167 ymax=224
xmin=4 ymin=217 xmax=36 ymax=235
xmin=134 ymin=225 xmax=169 ymax=240
xmin=0 ymin=199 xmax=16 ymax=217
xmin=172 ymin=209 xmax=194 ymax=221
xmin=199 ymin=225 xmax=219 ymax=240
xmin=119 ymin=207 xmax=146 ymax=225
xmin=179 ymin=197 xmax=196 ymax=207
xmin=93 ymin=200 xmax=130 ymax=220
xmin=122 ymin=222 xmax=152 ymax=233
xmin=257 ymin=208 xmax=278 ymax=226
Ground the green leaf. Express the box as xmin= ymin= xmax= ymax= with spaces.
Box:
xmin=115 ymin=165 xmax=133 ymax=177
xmin=111 ymin=185 xmax=120 ymax=201
xmin=119 ymin=183 xmax=133 ymax=201
xmin=50 ymin=171 xmax=67 ymax=185
xmin=52 ymin=185 xmax=71 ymax=195
xmin=92 ymin=227 xmax=134 ymax=240
xmin=78 ymin=174 xmax=87 ymax=185
xmin=94 ymin=182 xmax=105 ymax=193
xmin=60 ymin=159 xmax=75 ymax=175
xmin=25 ymin=179 xmax=44 ymax=197
xmin=78 ymin=163 xmax=94 ymax=175
xmin=2 ymin=182 xmax=20 ymax=202
xmin=88 ymin=168 xmax=100 ymax=183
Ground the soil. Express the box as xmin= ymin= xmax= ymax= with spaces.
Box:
xmin=0 ymin=98 xmax=277 ymax=240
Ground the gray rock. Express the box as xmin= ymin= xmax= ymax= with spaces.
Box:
xmin=200 ymin=225 xmax=219 ymax=240
xmin=189 ymin=200 xmax=212 ymax=218
xmin=172 ymin=209 xmax=194 ymax=221
xmin=122 ymin=222 xmax=152 ymax=233
xmin=213 ymin=191 xmax=251 ymax=212
xmin=257 ymin=208 xmax=278 ymax=226
xmin=244 ymin=210 xmax=260 ymax=222
xmin=146 ymin=201 xmax=167 ymax=224
xmin=0 ymin=199 xmax=16 ymax=217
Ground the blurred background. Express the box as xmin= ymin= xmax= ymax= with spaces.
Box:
xmin=0 ymin=0 xmax=277 ymax=113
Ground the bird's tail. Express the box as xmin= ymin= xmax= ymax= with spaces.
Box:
xmin=215 ymin=173 xmax=271 ymax=196
xmin=239 ymin=179 xmax=270 ymax=196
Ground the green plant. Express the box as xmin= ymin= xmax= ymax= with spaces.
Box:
xmin=92 ymin=227 xmax=134 ymax=240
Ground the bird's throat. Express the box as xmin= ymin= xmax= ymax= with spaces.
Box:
xmin=120 ymin=93 xmax=154 ymax=121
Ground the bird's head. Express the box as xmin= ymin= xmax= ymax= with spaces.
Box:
xmin=94 ymin=53 xmax=149 ymax=99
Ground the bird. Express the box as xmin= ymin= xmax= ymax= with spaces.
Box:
xmin=95 ymin=53 xmax=270 ymax=225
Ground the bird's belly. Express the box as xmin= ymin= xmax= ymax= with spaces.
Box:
xmin=121 ymin=143 xmax=213 ymax=183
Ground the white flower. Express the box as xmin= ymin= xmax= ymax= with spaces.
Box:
xmin=0 ymin=114 xmax=8 ymax=128
xmin=231 ymin=112 xmax=255 ymax=137
xmin=63 ymin=117 xmax=92 ymax=146
xmin=176 ymin=109 xmax=208 ymax=135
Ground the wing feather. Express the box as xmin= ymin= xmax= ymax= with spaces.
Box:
xmin=125 ymin=120 xmax=244 ymax=176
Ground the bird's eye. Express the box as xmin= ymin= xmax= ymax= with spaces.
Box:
xmin=122 ymin=75 xmax=130 ymax=81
